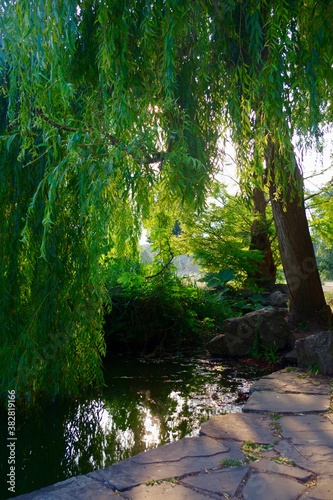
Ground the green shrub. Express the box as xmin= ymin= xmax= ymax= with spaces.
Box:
xmin=104 ymin=259 xmax=236 ymax=351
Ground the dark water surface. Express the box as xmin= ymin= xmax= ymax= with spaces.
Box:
xmin=0 ymin=353 xmax=273 ymax=498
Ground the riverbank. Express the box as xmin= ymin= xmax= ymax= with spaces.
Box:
xmin=12 ymin=368 xmax=333 ymax=499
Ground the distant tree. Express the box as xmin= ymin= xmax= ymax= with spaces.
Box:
xmin=308 ymin=181 xmax=333 ymax=281
xmin=315 ymin=243 xmax=333 ymax=282
xmin=172 ymin=220 xmax=182 ymax=238
xmin=177 ymin=184 xmax=278 ymax=287
xmin=249 ymin=187 xmax=277 ymax=288
xmin=309 ymin=183 xmax=333 ymax=249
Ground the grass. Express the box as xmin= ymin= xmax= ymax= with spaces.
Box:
xmin=268 ymin=413 xmax=282 ymax=436
xmin=247 ymin=331 xmax=281 ymax=364
xmin=306 ymin=361 xmax=321 ymax=376
xmin=241 ymin=440 xmax=297 ymax=468
xmin=220 ymin=458 xmax=244 ymax=467
xmin=324 ymin=290 xmax=333 ymax=303
xmin=274 ymin=456 xmax=296 ymax=466
xmin=286 ymin=366 xmax=300 ymax=373
xmin=146 ymin=477 xmax=179 ymax=486
xmin=241 ymin=441 xmax=274 ymax=462
xmin=262 ymin=345 xmax=280 ymax=363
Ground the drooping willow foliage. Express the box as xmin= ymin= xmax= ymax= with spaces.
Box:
xmin=1 ymin=0 xmax=332 ymax=399
xmin=0 ymin=1 xmax=218 ymax=399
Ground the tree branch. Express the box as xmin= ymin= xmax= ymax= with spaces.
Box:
xmin=303 ymin=165 xmax=332 ymax=181
xmin=36 ymin=109 xmax=167 ymax=165
xmin=145 ymin=251 xmax=174 ymax=280
xmin=36 ymin=109 xmax=80 ymax=132
xmin=304 ymin=179 xmax=333 ymax=202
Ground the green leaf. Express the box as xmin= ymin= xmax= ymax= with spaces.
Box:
xmin=6 ymin=134 xmax=18 ymax=151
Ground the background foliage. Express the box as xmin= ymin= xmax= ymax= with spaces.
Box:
xmin=103 ymin=255 xmax=268 ymax=352
xmin=175 ymin=183 xmax=279 ymax=286
xmin=309 ymin=183 xmax=333 ymax=280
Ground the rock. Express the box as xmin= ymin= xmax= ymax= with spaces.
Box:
xmin=268 ymin=290 xmax=289 ymax=307
xmin=249 ymin=369 xmax=331 ymax=395
xmin=269 ymin=284 xmax=288 ymax=294
xmin=200 ymin=413 xmax=276 ymax=443
xmin=181 ymin=468 xmax=249 ymax=498
xmin=207 ymin=307 xmax=290 ymax=357
xmin=206 ymin=333 xmax=227 ymax=355
xmin=243 ymin=390 xmax=330 ymax=414
xmin=283 ymin=349 xmax=298 ymax=364
xmin=242 ymin=471 xmax=307 ymax=500
xmin=296 ymin=330 xmax=333 ymax=375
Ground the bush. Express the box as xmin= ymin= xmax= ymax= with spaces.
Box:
xmin=103 ymin=254 xmax=276 ymax=354
xmin=104 ymin=259 xmax=237 ymax=352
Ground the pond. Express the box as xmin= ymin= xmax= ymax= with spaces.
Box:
xmin=0 ymin=353 xmax=274 ymax=498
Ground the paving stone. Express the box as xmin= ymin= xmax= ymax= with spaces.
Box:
xmin=294 ymin=445 xmax=333 ymax=466
xmin=250 ymin=371 xmax=331 ymax=395
xmin=88 ymin=442 xmax=244 ymax=492
xmin=274 ymin=441 xmax=333 ymax=475
xmin=260 ymin=450 xmax=278 ymax=459
xmin=273 ymin=441 xmax=327 ymax=474
xmin=181 ymin=466 xmax=249 ymax=496
xmin=120 ymin=482 xmax=216 ymax=499
xmin=242 ymin=471 xmax=307 ymax=500
xmin=279 ymin=414 xmax=333 ymax=446
xmin=13 ymin=475 xmax=118 ymax=500
xmin=243 ymin=391 xmax=330 ymax=414
xmin=299 ymin=475 xmax=333 ymax=499
xmin=249 ymin=458 xmax=313 ymax=481
xmin=129 ymin=436 xmax=228 ymax=463
xmin=200 ymin=412 xmax=276 ymax=443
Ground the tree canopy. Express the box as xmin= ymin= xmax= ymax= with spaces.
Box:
xmin=1 ymin=0 xmax=332 ymax=399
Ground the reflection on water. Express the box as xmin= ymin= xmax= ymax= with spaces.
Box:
xmin=0 ymin=354 xmax=271 ymax=498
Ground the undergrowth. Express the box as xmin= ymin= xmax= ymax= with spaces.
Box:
xmin=103 ymin=259 xmax=250 ymax=352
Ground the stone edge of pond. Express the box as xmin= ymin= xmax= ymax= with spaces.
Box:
xmin=10 ymin=368 xmax=333 ymax=500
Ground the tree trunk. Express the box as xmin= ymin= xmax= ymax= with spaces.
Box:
xmin=249 ymin=186 xmax=277 ymax=288
xmin=265 ymin=142 xmax=332 ymax=325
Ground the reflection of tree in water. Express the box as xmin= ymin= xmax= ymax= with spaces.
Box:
xmin=123 ymin=359 xmax=244 ymax=446
xmin=62 ymin=395 xmax=157 ymax=476
xmin=60 ymin=359 xmax=266 ymax=478
xmin=139 ymin=384 xmax=239 ymax=446
xmin=63 ymin=399 xmax=107 ymax=476
xmin=62 ymin=374 xmax=233 ymax=477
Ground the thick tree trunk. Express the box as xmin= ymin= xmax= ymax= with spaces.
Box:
xmin=249 ymin=187 xmax=276 ymax=288
xmin=266 ymin=142 xmax=332 ymax=325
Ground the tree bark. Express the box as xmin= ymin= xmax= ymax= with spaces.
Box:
xmin=265 ymin=141 xmax=332 ymax=325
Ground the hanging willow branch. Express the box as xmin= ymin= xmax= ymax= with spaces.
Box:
xmin=36 ymin=109 xmax=169 ymax=165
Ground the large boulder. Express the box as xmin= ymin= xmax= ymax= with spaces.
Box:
xmin=296 ymin=331 xmax=333 ymax=375
xmin=207 ymin=307 xmax=290 ymax=357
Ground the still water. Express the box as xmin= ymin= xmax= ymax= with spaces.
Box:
xmin=0 ymin=353 xmax=272 ymax=498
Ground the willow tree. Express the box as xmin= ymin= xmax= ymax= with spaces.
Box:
xmin=206 ymin=0 xmax=333 ymax=323
xmin=0 ymin=0 xmax=214 ymax=398
xmin=1 ymin=0 xmax=332 ymax=399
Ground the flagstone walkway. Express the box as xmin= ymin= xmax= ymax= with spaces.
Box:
xmin=14 ymin=368 xmax=333 ymax=500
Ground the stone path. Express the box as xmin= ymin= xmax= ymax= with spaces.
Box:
xmin=14 ymin=369 xmax=333 ymax=500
